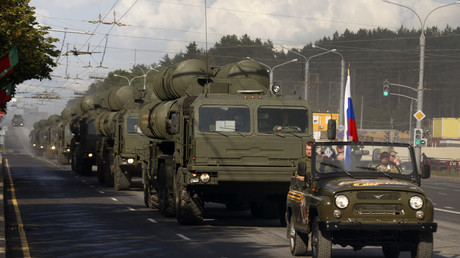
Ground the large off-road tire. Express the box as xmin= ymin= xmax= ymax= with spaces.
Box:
xmin=96 ymin=164 xmax=105 ymax=184
xmin=143 ymin=179 xmax=158 ymax=209
xmin=80 ymin=159 xmax=93 ymax=176
xmin=311 ymin=217 xmax=331 ymax=258
xmin=411 ymin=232 xmax=433 ymax=258
xmin=289 ymin=215 xmax=309 ymax=256
xmin=175 ymin=171 xmax=204 ymax=225
xmin=382 ymin=246 xmax=400 ymax=258
xmin=158 ymin=163 xmax=175 ymax=216
xmin=114 ymin=165 xmax=131 ymax=191
xmin=104 ymin=151 xmax=114 ymax=187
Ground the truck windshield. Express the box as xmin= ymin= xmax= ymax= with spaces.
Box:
xmin=257 ymin=106 xmax=308 ymax=133
xmin=87 ymin=121 xmax=98 ymax=135
xmin=199 ymin=105 xmax=250 ymax=132
xmin=126 ymin=117 xmax=140 ymax=134
xmin=313 ymin=144 xmax=414 ymax=176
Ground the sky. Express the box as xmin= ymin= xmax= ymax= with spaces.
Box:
xmin=7 ymin=0 xmax=460 ymax=119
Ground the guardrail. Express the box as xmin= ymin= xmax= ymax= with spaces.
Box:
xmin=426 ymin=158 xmax=460 ymax=175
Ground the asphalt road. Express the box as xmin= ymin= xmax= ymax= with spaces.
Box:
xmin=3 ymin=126 xmax=460 ymax=257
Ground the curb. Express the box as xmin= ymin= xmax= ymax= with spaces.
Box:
xmin=0 ymin=154 xmax=5 ymax=257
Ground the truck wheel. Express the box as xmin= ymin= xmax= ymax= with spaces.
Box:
xmin=411 ymin=232 xmax=433 ymax=258
xmin=158 ymin=163 xmax=175 ymax=216
xmin=143 ymin=180 xmax=158 ymax=209
xmin=250 ymin=202 xmax=263 ymax=218
xmin=114 ymin=166 xmax=130 ymax=191
xmin=311 ymin=217 xmax=331 ymax=258
xmin=104 ymin=151 xmax=114 ymax=187
xmin=289 ymin=216 xmax=309 ymax=256
xmin=80 ymin=160 xmax=92 ymax=176
xmin=382 ymin=246 xmax=400 ymax=258
xmin=175 ymin=172 xmax=204 ymax=225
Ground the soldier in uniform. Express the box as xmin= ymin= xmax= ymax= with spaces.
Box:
xmin=369 ymin=151 xmax=400 ymax=173
xmin=291 ymin=142 xmax=314 ymax=190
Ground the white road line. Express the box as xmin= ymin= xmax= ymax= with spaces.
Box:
xmin=437 ymin=192 xmax=447 ymax=196
xmin=81 ymin=179 xmax=86 ymax=183
xmin=127 ymin=207 xmax=135 ymax=211
xmin=89 ymin=185 xmax=95 ymax=188
xmin=435 ymin=207 xmax=460 ymax=215
xmin=147 ymin=218 xmax=158 ymax=223
xmin=111 ymin=197 xmax=118 ymax=202
xmin=99 ymin=191 xmax=105 ymax=194
xmin=177 ymin=234 xmax=191 ymax=240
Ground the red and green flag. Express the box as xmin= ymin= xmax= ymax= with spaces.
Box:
xmin=0 ymin=83 xmax=13 ymax=104
xmin=0 ymin=45 xmax=19 ymax=80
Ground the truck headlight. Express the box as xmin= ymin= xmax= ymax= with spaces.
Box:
xmin=127 ymin=158 xmax=134 ymax=164
xmin=409 ymin=196 xmax=423 ymax=210
xmin=200 ymin=173 xmax=210 ymax=183
xmin=51 ymin=145 xmax=56 ymax=150
xmin=335 ymin=195 xmax=349 ymax=209
xmin=87 ymin=153 xmax=93 ymax=158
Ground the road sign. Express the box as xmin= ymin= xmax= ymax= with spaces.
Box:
xmin=413 ymin=110 xmax=425 ymax=121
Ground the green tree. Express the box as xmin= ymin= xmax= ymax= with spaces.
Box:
xmin=0 ymin=0 xmax=58 ymax=108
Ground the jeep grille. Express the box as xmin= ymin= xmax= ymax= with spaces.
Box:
xmin=356 ymin=192 xmax=400 ymax=201
xmin=355 ymin=204 xmax=403 ymax=215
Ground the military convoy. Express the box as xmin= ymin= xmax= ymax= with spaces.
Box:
xmin=29 ymin=58 xmax=437 ymax=258
xmin=11 ymin=114 xmax=24 ymax=127
xmin=286 ymin=140 xmax=436 ymax=257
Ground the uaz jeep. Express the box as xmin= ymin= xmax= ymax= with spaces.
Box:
xmin=286 ymin=142 xmax=436 ymax=257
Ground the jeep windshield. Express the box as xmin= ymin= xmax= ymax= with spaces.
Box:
xmin=312 ymin=142 xmax=416 ymax=178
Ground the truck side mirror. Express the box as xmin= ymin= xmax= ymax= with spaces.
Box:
xmin=327 ymin=119 xmax=336 ymax=140
xmin=421 ymin=164 xmax=431 ymax=179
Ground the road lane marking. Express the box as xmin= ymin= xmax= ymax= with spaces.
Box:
xmin=435 ymin=207 xmax=460 ymax=215
xmin=111 ymin=197 xmax=118 ymax=202
xmin=127 ymin=207 xmax=135 ymax=211
xmin=147 ymin=218 xmax=158 ymax=223
xmin=99 ymin=190 xmax=105 ymax=194
xmin=177 ymin=234 xmax=191 ymax=240
xmin=437 ymin=192 xmax=447 ymax=196
xmin=6 ymin=159 xmax=31 ymax=258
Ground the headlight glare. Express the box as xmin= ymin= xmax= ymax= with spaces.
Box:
xmin=409 ymin=196 xmax=424 ymax=210
xmin=335 ymin=195 xmax=349 ymax=209
xmin=200 ymin=173 xmax=210 ymax=183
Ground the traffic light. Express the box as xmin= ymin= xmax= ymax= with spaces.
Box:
xmin=383 ymin=80 xmax=390 ymax=96
xmin=414 ymin=128 xmax=423 ymax=146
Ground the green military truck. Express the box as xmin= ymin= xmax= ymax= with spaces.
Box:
xmin=140 ymin=59 xmax=313 ymax=224
xmin=70 ymin=95 xmax=105 ymax=176
xmin=56 ymin=106 xmax=77 ymax=165
xmin=95 ymin=85 xmax=155 ymax=190
xmin=286 ymin=141 xmax=436 ymax=257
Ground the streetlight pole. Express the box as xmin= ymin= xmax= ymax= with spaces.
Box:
xmin=137 ymin=67 xmax=159 ymax=90
xmin=114 ymin=74 xmax=144 ymax=86
xmin=282 ymin=46 xmax=337 ymax=102
xmin=246 ymin=57 xmax=298 ymax=93
xmin=382 ymin=0 xmax=459 ymax=166
xmin=313 ymin=45 xmax=345 ymax=131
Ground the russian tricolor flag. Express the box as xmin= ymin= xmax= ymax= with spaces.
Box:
xmin=344 ymin=68 xmax=358 ymax=142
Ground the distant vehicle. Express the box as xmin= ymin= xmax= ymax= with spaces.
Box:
xmin=12 ymin=114 xmax=24 ymax=127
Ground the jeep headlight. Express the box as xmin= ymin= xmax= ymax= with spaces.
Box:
xmin=409 ymin=196 xmax=424 ymax=210
xmin=335 ymin=195 xmax=349 ymax=209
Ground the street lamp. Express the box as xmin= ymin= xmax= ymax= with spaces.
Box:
xmin=136 ymin=67 xmax=159 ymax=90
xmin=282 ymin=46 xmax=337 ymax=102
xmin=114 ymin=74 xmax=144 ymax=86
xmin=383 ymin=0 xmax=459 ymax=165
xmin=312 ymin=45 xmax=345 ymax=131
xmin=246 ymin=57 xmax=298 ymax=93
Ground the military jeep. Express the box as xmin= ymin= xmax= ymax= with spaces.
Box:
xmin=286 ymin=141 xmax=437 ymax=257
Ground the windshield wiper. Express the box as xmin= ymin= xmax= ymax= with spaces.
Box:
xmin=319 ymin=162 xmax=355 ymax=178
xmin=210 ymin=130 xmax=228 ymax=137
xmin=356 ymin=166 xmax=393 ymax=179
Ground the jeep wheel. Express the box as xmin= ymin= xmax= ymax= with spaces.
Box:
xmin=382 ymin=246 xmax=400 ymax=258
xmin=411 ymin=232 xmax=433 ymax=258
xmin=289 ymin=216 xmax=308 ymax=256
xmin=311 ymin=217 xmax=331 ymax=258
xmin=175 ymin=171 xmax=204 ymax=225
